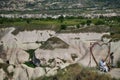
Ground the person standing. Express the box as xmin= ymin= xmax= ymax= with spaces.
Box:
xmin=110 ymin=52 xmax=114 ymax=67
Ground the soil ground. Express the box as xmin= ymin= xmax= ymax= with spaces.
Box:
xmin=108 ymin=68 xmax=120 ymax=79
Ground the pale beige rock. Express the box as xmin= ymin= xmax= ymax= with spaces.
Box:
xmin=32 ymin=67 xmax=45 ymax=79
xmin=111 ymin=41 xmax=120 ymax=65
xmin=12 ymin=66 xmax=22 ymax=80
xmin=7 ymin=65 xmax=14 ymax=73
xmin=45 ymin=67 xmax=51 ymax=73
xmin=0 ymin=58 xmax=4 ymax=63
xmin=60 ymin=63 xmax=70 ymax=69
xmin=7 ymin=48 xmax=29 ymax=65
xmin=1 ymin=28 xmax=120 ymax=79
xmin=18 ymin=69 xmax=29 ymax=80
xmin=46 ymin=67 xmax=58 ymax=76
xmin=21 ymin=64 xmax=34 ymax=80
xmin=109 ymin=68 xmax=120 ymax=79
xmin=0 ymin=69 xmax=6 ymax=80
xmin=17 ymin=50 xmax=29 ymax=64
xmin=12 ymin=65 xmax=29 ymax=80
xmin=16 ymin=30 xmax=55 ymax=43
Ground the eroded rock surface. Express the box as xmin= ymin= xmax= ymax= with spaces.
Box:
xmin=0 ymin=27 xmax=120 ymax=80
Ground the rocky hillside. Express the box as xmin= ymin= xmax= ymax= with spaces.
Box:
xmin=0 ymin=0 xmax=120 ymax=11
xmin=0 ymin=27 xmax=120 ymax=80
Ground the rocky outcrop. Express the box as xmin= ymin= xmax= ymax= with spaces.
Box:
xmin=32 ymin=67 xmax=45 ymax=79
xmin=0 ymin=27 xmax=120 ymax=80
xmin=46 ymin=67 xmax=58 ymax=77
xmin=40 ymin=37 xmax=69 ymax=50
xmin=0 ymin=58 xmax=4 ymax=63
xmin=13 ymin=65 xmax=29 ymax=80
xmin=7 ymin=65 xmax=14 ymax=73
xmin=0 ymin=69 xmax=6 ymax=80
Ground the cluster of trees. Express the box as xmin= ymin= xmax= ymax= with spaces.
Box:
xmin=0 ymin=17 xmax=32 ymax=24
xmin=0 ymin=15 xmax=119 ymax=28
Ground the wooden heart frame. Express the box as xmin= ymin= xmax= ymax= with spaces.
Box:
xmin=90 ymin=42 xmax=110 ymax=66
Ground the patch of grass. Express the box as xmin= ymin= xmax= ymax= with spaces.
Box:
xmin=117 ymin=58 xmax=120 ymax=68
xmin=0 ymin=63 xmax=14 ymax=78
xmin=35 ymin=63 xmax=115 ymax=80
xmin=102 ymin=33 xmax=120 ymax=42
xmin=24 ymin=61 xmax=36 ymax=68
xmin=25 ymin=49 xmax=36 ymax=59
xmin=0 ymin=16 xmax=120 ymax=35
xmin=0 ymin=63 xmax=9 ymax=73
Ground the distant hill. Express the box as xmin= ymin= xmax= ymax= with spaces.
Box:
xmin=0 ymin=0 xmax=120 ymax=11
xmin=92 ymin=0 xmax=120 ymax=8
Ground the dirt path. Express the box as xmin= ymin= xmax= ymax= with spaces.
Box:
xmin=108 ymin=68 xmax=120 ymax=79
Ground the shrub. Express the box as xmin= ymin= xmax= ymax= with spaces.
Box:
xmin=94 ymin=19 xmax=105 ymax=25
xmin=58 ymin=15 xmax=64 ymax=23
xmin=86 ymin=19 xmax=92 ymax=26
xmin=35 ymin=64 xmax=114 ymax=80
xmin=117 ymin=58 xmax=120 ymax=68
xmin=80 ymin=20 xmax=86 ymax=25
xmin=25 ymin=49 xmax=36 ymax=59
xmin=60 ymin=24 xmax=67 ymax=30
xmin=24 ymin=61 xmax=36 ymax=68
xmin=76 ymin=24 xmax=80 ymax=28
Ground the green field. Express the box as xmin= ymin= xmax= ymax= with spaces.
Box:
xmin=0 ymin=16 xmax=120 ymax=40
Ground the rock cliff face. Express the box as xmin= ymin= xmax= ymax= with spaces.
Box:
xmin=0 ymin=27 xmax=120 ymax=80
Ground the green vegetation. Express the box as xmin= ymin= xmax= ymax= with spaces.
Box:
xmin=0 ymin=63 xmax=14 ymax=79
xmin=76 ymin=24 xmax=80 ymax=28
xmin=35 ymin=63 xmax=118 ymax=80
xmin=117 ymin=58 xmax=120 ymax=68
xmin=86 ymin=19 xmax=92 ymax=26
xmin=93 ymin=19 xmax=105 ymax=25
xmin=24 ymin=61 xmax=36 ymax=68
xmin=0 ymin=63 xmax=9 ymax=74
xmin=0 ymin=16 xmax=120 ymax=40
xmin=25 ymin=49 xmax=36 ymax=59
xmin=24 ymin=49 xmax=36 ymax=68
xmin=58 ymin=15 xmax=64 ymax=23
xmin=60 ymin=24 xmax=67 ymax=30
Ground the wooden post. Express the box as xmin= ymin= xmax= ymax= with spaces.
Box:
xmin=90 ymin=42 xmax=99 ymax=66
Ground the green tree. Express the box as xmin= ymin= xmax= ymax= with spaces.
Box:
xmin=76 ymin=24 xmax=80 ymax=28
xmin=94 ymin=19 xmax=105 ymax=25
xmin=58 ymin=15 xmax=64 ymax=23
xmin=80 ymin=20 xmax=86 ymax=25
xmin=60 ymin=24 xmax=67 ymax=30
xmin=26 ymin=19 xmax=31 ymax=24
xmin=0 ymin=19 xmax=3 ymax=24
xmin=86 ymin=19 xmax=92 ymax=26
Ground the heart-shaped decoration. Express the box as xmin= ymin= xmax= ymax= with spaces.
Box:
xmin=90 ymin=42 xmax=110 ymax=66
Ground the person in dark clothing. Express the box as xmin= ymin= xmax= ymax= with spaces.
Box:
xmin=110 ymin=52 xmax=114 ymax=67
xmin=32 ymin=53 xmax=41 ymax=67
